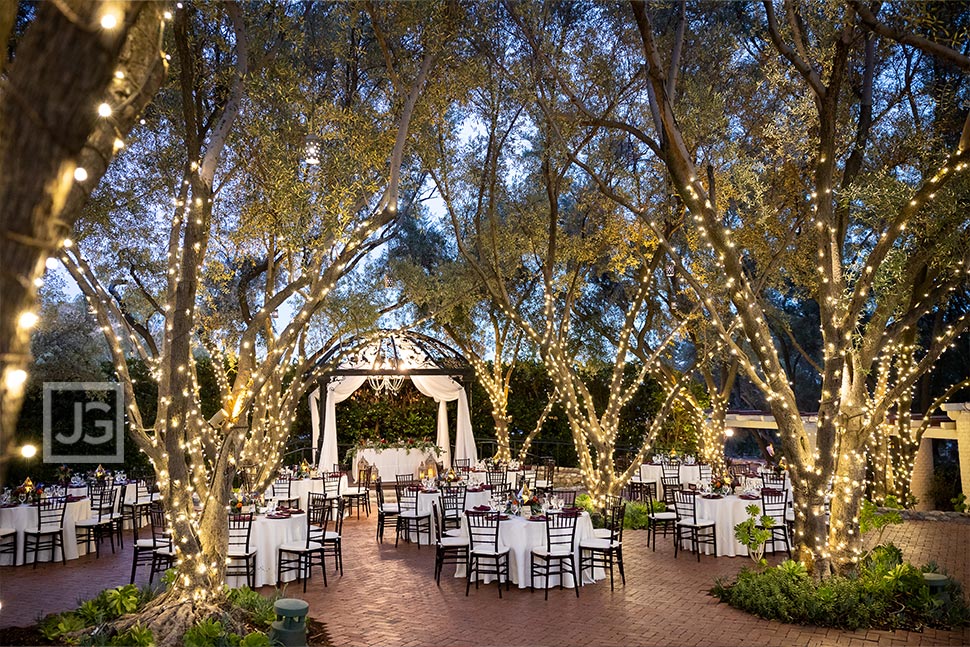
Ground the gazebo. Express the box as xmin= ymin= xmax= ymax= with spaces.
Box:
xmin=309 ymin=330 xmax=478 ymax=474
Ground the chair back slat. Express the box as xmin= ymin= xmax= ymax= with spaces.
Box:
xmin=761 ymin=472 xmax=788 ymax=490
xmin=272 ymin=478 xmax=291 ymax=498
xmin=228 ymin=513 xmax=253 ymax=553
xmin=673 ymin=490 xmax=698 ymax=524
xmin=36 ymin=497 xmax=67 ymax=532
xmin=545 ymin=511 xmax=578 ymax=553
xmin=395 ymin=484 xmax=420 ymax=513
xmin=466 ymin=510 xmax=501 ymax=552
xmin=148 ymin=501 xmax=169 ymax=548
xmin=485 ymin=469 xmax=507 ymax=487
xmin=324 ymin=472 xmax=342 ymax=497
xmin=661 ymin=460 xmax=682 ymax=480
xmin=760 ymin=489 xmax=788 ymax=525
xmin=440 ymin=483 xmax=466 ymax=519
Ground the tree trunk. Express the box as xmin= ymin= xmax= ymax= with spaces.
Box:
xmin=826 ymin=439 xmax=867 ymax=574
xmin=0 ymin=1 xmax=163 ymax=480
xmin=493 ymin=414 xmax=512 ymax=462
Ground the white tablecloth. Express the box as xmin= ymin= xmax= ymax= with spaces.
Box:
xmin=636 ymin=464 xmax=708 ymax=496
xmin=264 ymin=477 xmax=347 ymax=510
xmin=416 ymin=488 xmax=492 ymax=517
xmin=455 ymin=512 xmax=603 ymax=589
xmin=0 ymin=498 xmax=92 ymax=565
xmin=226 ymin=513 xmax=307 ymax=588
xmin=688 ymin=494 xmax=766 ymax=557
xmin=354 ymin=448 xmax=440 ymax=482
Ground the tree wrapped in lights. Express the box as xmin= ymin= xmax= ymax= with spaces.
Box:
xmin=58 ymin=2 xmax=458 ymax=639
xmin=388 ymin=218 xmax=555 ymax=462
xmin=0 ymin=0 xmax=167 ymax=483
xmin=426 ymin=8 xmax=698 ymax=504
xmin=535 ymin=1 xmax=970 ymax=574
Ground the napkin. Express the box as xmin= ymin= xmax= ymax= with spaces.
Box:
xmin=561 ymin=506 xmax=581 ymax=513
xmin=481 ymin=485 xmax=494 ymax=490
xmin=739 ymin=494 xmax=761 ymax=500
xmin=528 ymin=515 xmax=547 ymax=522
xmin=761 ymin=488 xmax=782 ymax=495
xmin=473 ymin=505 xmax=491 ymax=512
xmin=66 ymin=495 xmax=85 ymax=502
xmin=701 ymin=494 xmax=723 ymax=500
xmin=267 ymin=513 xmax=291 ymax=519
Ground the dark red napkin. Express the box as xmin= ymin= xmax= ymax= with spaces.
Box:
xmin=473 ymin=505 xmax=490 ymax=511
xmin=529 ymin=515 xmax=547 ymax=522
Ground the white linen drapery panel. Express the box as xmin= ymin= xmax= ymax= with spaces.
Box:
xmin=313 ymin=374 xmax=478 ymax=474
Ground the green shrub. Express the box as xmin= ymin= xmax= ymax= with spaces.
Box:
xmin=622 ymin=500 xmax=650 ymax=530
xmin=714 ymin=543 xmax=970 ymax=631
xmin=184 ymin=618 xmax=225 ymax=647
xmin=238 ymin=632 xmax=272 ymax=647
xmin=734 ymin=504 xmax=773 ymax=565
xmin=76 ymin=599 xmax=106 ymax=626
xmin=39 ymin=612 xmax=85 ymax=644
xmin=227 ymin=587 xmax=278 ymax=627
xmin=110 ymin=624 xmax=155 ymax=647
xmin=103 ymin=585 xmax=141 ymax=618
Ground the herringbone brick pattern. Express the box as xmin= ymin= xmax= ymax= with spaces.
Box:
xmin=1 ymin=512 xmax=967 ymax=647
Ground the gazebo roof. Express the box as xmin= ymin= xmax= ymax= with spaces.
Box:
xmin=314 ymin=329 xmax=473 ymax=381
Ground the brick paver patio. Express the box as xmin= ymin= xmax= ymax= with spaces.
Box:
xmin=1 ymin=510 xmax=968 ymax=646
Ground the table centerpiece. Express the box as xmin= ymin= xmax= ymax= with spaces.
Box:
xmin=506 ymin=483 xmax=541 ymax=518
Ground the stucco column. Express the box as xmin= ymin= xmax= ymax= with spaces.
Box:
xmin=943 ymin=403 xmax=970 ymax=498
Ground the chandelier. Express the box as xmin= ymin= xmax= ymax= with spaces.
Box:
xmin=368 ymin=337 xmax=405 ymax=395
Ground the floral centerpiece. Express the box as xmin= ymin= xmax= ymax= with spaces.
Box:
xmin=14 ymin=478 xmax=44 ymax=504
xmin=56 ymin=464 xmax=73 ymax=487
xmin=229 ymin=490 xmax=261 ymax=514
xmin=442 ymin=468 xmax=462 ymax=483
xmin=296 ymin=459 xmax=312 ymax=479
xmin=93 ymin=464 xmax=108 ymax=482
xmin=506 ymin=483 xmax=541 ymax=517
xmin=710 ymin=474 xmax=733 ymax=495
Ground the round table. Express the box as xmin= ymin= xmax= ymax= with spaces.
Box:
xmin=225 ymin=512 xmax=307 ymax=588
xmin=685 ymin=494 xmax=791 ymax=557
xmin=263 ymin=476 xmax=348 ymax=510
xmin=636 ymin=463 xmax=708 ymax=496
xmin=0 ymin=497 xmax=92 ymax=565
xmin=455 ymin=511 xmax=603 ymax=588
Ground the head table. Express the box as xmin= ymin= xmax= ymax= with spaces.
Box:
xmin=354 ymin=447 xmax=439 ymax=482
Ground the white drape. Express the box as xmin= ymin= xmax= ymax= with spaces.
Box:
xmin=316 ymin=375 xmax=368 ymax=473
xmin=310 ymin=373 xmax=478 ymax=474
xmin=411 ymin=375 xmax=477 ymax=468
xmin=309 ymin=389 xmax=321 ymax=465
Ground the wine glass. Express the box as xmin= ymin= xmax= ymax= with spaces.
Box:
xmin=18 ymin=493 xmax=26 ymax=504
